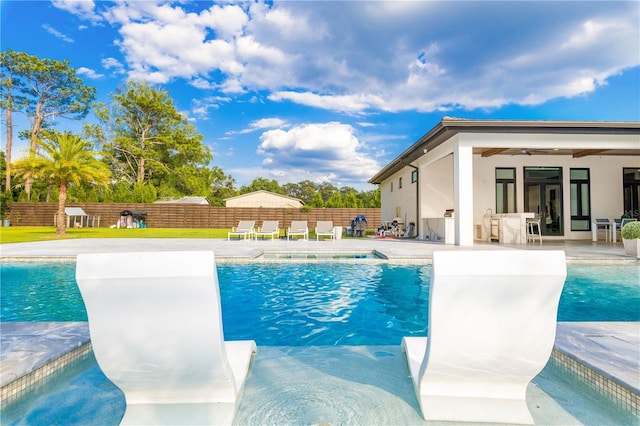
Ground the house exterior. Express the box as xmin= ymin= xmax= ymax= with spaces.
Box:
xmin=155 ymin=196 xmax=210 ymax=205
xmin=224 ymin=190 xmax=304 ymax=208
xmin=369 ymin=118 xmax=640 ymax=246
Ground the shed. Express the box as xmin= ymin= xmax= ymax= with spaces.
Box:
xmin=54 ymin=207 xmax=100 ymax=228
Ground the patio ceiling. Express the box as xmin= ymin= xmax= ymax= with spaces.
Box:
xmin=477 ymin=148 xmax=640 ymax=158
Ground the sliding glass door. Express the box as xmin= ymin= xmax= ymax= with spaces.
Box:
xmin=524 ymin=167 xmax=563 ymax=236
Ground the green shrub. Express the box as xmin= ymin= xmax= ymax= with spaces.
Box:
xmin=0 ymin=190 xmax=11 ymax=219
xmin=621 ymin=221 xmax=640 ymax=239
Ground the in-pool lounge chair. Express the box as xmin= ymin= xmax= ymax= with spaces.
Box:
xmin=255 ymin=220 xmax=280 ymax=240
xmin=287 ymin=220 xmax=309 ymax=240
xmin=316 ymin=220 xmax=335 ymax=241
xmin=76 ymin=251 xmax=257 ymax=425
xmin=228 ymin=220 xmax=255 ymax=240
xmin=402 ymin=250 xmax=566 ymax=425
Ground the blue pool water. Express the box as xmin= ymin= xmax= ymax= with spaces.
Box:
xmin=1 ymin=261 xmax=639 ymax=346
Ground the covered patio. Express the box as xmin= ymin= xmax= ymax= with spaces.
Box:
xmin=369 ymin=118 xmax=640 ymax=246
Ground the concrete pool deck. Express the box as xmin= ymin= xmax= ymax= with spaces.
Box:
xmin=1 ymin=237 xmax=638 ymax=424
xmin=1 ymin=236 xmax=636 ymax=261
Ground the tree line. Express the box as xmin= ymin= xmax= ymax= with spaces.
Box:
xmin=1 ymin=50 xmax=380 ymax=233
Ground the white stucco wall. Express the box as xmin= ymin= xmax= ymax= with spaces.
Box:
xmin=473 ymin=154 xmax=638 ymax=240
xmin=419 ymin=154 xmax=454 ymax=218
xmin=379 ymin=168 xmax=418 ymax=229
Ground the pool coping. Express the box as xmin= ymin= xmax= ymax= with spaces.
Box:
xmin=1 ymin=236 xmax=637 ymax=264
xmin=1 ymin=321 xmax=638 ymax=417
xmin=552 ymin=322 xmax=639 ymax=416
xmin=0 ymin=322 xmax=92 ymax=405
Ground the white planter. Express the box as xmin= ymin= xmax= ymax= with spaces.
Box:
xmin=622 ymin=238 xmax=640 ymax=258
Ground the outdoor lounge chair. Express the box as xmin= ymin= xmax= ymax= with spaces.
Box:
xmin=593 ymin=218 xmax=612 ymax=242
xmin=255 ymin=220 xmax=280 ymax=240
xmin=228 ymin=220 xmax=255 ymax=240
xmin=287 ymin=220 xmax=308 ymax=240
xmin=76 ymin=251 xmax=257 ymax=425
xmin=315 ymin=220 xmax=335 ymax=241
xmin=402 ymin=250 xmax=566 ymax=425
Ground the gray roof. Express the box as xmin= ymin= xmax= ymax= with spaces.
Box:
xmin=64 ymin=207 xmax=87 ymax=216
xmin=369 ymin=118 xmax=640 ymax=184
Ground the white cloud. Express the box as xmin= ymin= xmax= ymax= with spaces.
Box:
xmin=268 ymin=91 xmax=385 ymax=114
xmin=252 ymin=118 xmax=287 ymax=129
xmin=101 ymin=57 xmax=126 ymax=75
xmin=227 ymin=117 xmax=288 ymax=135
xmin=191 ymin=96 xmax=232 ymax=120
xmin=52 ymin=0 xmax=101 ymax=22
xmin=42 ymin=24 xmax=74 ymax=43
xmin=73 ymin=1 xmax=639 ymax=112
xmin=77 ymin=67 xmax=103 ymax=79
xmin=256 ymin=122 xmax=381 ymax=188
xmin=196 ymin=4 xmax=248 ymax=39
xmin=105 ymin=2 xmax=246 ymax=85
xmin=357 ymin=122 xmax=376 ymax=128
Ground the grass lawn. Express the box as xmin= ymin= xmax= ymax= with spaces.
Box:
xmin=0 ymin=226 xmax=230 ymax=244
xmin=0 ymin=226 xmax=364 ymax=244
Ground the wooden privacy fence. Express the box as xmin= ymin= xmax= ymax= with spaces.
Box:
xmin=7 ymin=202 xmax=381 ymax=230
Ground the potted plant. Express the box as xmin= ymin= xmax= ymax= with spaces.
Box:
xmin=0 ymin=190 xmax=11 ymax=227
xmin=621 ymin=221 xmax=640 ymax=258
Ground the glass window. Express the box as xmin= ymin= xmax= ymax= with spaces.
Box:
xmin=390 ymin=181 xmax=393 ymax=192
xmin=623 ymin=168 xmax=640 ymax=218
xmin=524 ymin=167 xmax=561 ymax=180
xmin=496 ymin=168 xmax=515 ymax=180
xmin=399 ymin=177 xmax=403 ymax=189
xmin=411 ymin=170 xmax=418 ymax=183
xmin=570 ymin=168 xmax=590 ymax=231
xmin=495 ymin=168 xmax=516 ymax=214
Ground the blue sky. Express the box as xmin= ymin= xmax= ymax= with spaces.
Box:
xmin=1 ymin=1 xmax=639 ymax=191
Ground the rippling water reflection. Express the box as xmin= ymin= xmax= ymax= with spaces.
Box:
xmin=218 ymin=263 xmax=430 ymax=345
xmin=1 ymin=261 xmax=638 ymax=345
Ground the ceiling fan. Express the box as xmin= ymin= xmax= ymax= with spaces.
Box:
xmin=519 ymin=148 xmax=549 ymax=156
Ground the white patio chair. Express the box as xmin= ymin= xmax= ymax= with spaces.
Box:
xmin=315 ymin=220 xmax=335 ymax=241
xmin=526 ymin=214 xmax=542 ymax=244
xmin=228 ymin=220 xmax=255 ymax=240
xmin=76 ymin=251 xmax=257 ymax=425
xmin=592 ymin=218 xmax=612 ymax=242
xmin=402 ymin=250 xmax=566 ymax=424
xmin=255 ymin=220 xmax=280 ymax=240
xmin=287 ymin=221 xmax=309 ymax=240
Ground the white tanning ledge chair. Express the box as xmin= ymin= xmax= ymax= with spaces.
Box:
xmin=76 ymin=251 xmax=257 ymax=426
xmin=402 ymin=250 xmax=566 ymax=425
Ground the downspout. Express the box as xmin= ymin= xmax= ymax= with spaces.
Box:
xmin=407 ymin=164 xmax=419 ymax=238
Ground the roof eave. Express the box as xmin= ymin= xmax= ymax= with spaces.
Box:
xmin=368 ymin=118 xmax=640 ymax=184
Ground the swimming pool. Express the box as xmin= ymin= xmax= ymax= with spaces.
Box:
xmin=2 ymin=261 xmax=638 ymax=345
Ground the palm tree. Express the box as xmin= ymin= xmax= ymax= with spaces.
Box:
xmin=12 ymin=132 xmax=110 ymax=236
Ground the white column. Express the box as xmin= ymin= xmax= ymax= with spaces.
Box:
xmin=454 ymin=143 xmax=474 ymax=246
